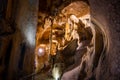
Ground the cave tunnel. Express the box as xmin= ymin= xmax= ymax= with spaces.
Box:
xmin=0 ymin=0 xmax=120 ymax=80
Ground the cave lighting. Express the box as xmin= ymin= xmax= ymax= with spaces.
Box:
xmin=38 ymin=48 xmax=45 ymax=56
xmin=52 ymin=66 xmax=61 ymax=80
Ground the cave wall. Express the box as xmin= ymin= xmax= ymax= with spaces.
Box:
xmin=0 ymin=0 xmax=38 ymax=79
xmin=89 ymin=0 xmax=120 ymax=79
xmin=8 ymin=0 xmax=38 ymax=79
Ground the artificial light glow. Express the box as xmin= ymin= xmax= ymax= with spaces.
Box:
xmin=52 ymin=66 xmax=61 ymax=80
xmin=24 ymin=24 xmax=35 ymax=46
xmin=38 ymin=48 xmax=45 ymax=56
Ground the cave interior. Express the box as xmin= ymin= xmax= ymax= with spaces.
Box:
xmin=0 ymin=0 xmax=120 ymax=80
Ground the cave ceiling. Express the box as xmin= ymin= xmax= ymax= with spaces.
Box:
xmin=38 ymin=0 xmax=89 ymax=16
